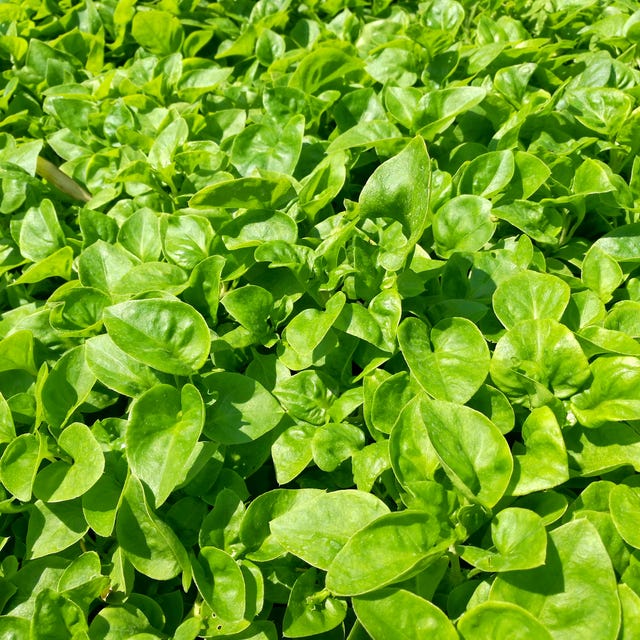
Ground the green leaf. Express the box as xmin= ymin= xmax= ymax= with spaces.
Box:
xmin=490 ymin=519 xmax=621 ymax=640
xmin=416 ymin=87 xmax=487 ymax=139
xmin=370 ymin=371 xmax=415 ymax=434
xmin=30 ymin=589 xmax=88 ymax=639
xmin=19 ymin=199 xmax=65 ymax=262
xmin=231 ymin=115 xmax=305 ymax=176
xmin=283 ymin=568 xmax=347 ymax=638
xmin=582 ymin=245 xmax=623 ymax=302
xmin=189 ymin=175 xmax=297 ymax=210
xmin=457 ymin=601 xmax=553 ymax=640
xmin=271 ymin=422 xmax=315 ymax=485
xmin=359 ymin=137 xmax=431 ymax=256
xmin=0 ymin=433 xmax=42 ymax=501
xmin=354 ymin=588 xmax=457 ymax=640
xmin=78 ymin=240 xmax=139 ymax=294
xmin=281 ymin=292 xmax=345 ymax=367
xmin=40 ymin=344 xmax=96 ymax=430
xmin=239 ymin=489 xmax=324 ymax=562
xmin=289 ymin=47 xmax=364 ymax=94
xmin=33 ymin=423 xmax=104 ymax=502
xmin=570 ymin=356 xmax=640 ymax=427
xmin=201 ymin=372 xmax=283 ymax=444
xmin=458 ymin=150 xmax=515 ymax=198
xmin=461 ymin=507 xmax=547 ymax=572
xmin=492 ymin=271 xmax=571 ymax=329
xmin=131 ymin=9 xmax=184 ymax=55
xmin=88 ymin=603 xmax=157 ymax=639
xmin=0 ymin=330 xmax=37 ymax=375
xmin=104 ymin=299 xmax=210 ymax=376
xmin=117 ymin=209 xmax=162 ymax=262
xmin=0 ymin=392 xmax=15 ymax=443
xmin=618 ymin=584 xmax=640 ymax=640
xmin=398 ymin=316 xmax=490 ymax=404
xmin=593 ymin=223 xmax=640 ymax=263
xmin=85 ymin=334 xmax=167 ymax=397
xmin=493 ymin=201 xmax=562 ymax=245
xmin=161 ymin=214 xmax=214 ymax=271
xmin=433 ymin=195 xmax=495 ymax=257
xmin=192 ymin=547 xmax=246 ymax=624
xmin=27 ymin=500 xmax=88 ymax=560
xmin=421 ymin=398 xmax=512 ymax=508
xmin=270 ymin=490 xmax=389 ymax=570
xmin=508 ymin=406 xmax=569 ymax=496
xmin=610 ymin=484 xmax=640 ymax=550
xmin=126 ymin=384 xmax=204 ymax=507
xmin=490 ymin=319 xmax=590 ymax=403
xmin=221 ymin=285 xmax=274 ymax=340
xmin=115 ymin=476 xmax=189 ymax=582
xmin=326 ymin=511 xmax=453 ymax=596
xmin=389 ymin=398 xmax=440 ymax=489
xmin=311 ymin=423 xmax=365 ymax=472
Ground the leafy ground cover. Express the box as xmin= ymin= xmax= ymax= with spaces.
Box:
xmin=1 ymin=0 xmax=640 ymax=637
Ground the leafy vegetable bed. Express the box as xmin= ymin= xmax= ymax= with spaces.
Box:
xmin=1 ymin=0 xmax=640 ymax=638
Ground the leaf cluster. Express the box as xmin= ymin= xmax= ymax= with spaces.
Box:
xmin=1 ymin=0 xmax=640 ymax=638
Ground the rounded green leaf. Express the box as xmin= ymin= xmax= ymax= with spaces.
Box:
xmin=389 ymin=398 xmax=440 ymax=488
xmin=605 ymin=300 xmax=640 ymax=337
xmin=492 ymin=270 xmax=571 ymax=329
xmin=610 ymin=484 xmax=640 ymax=550
xmin=26 ymin=500 xmax=88 ymax=560
xmin=458 ymin=601 xmax=553 ymax=640
xmin=490 ymin=319 xmax=590 ymax=401
xmin=33 ymin=423 xmax=104 ymax=502
xmin=370 ymin=371 xmax=415 ymax=434
xmin=41 ymin=344 xmax=96 ymax=429
xmin=271 ymin=422 xmax=315 ymax=485
xmin=359 ymin=136 xmax=431 ymax=255
xmin=221 ymin=285 xmax=274 ymax=339
xmin=398 ymin=316 xmax=490 ymax=403
xmin=104 ymin=299 xmax=210 ymax=376
xmin=458 ymin=150 xmax=515 ymax=198
xmin=619 ymin=584 xmax=640 ymax=640
xmin=30 ymin=589 xmax=87 ymax=639
xmin=270 ymin=490 xmax=390 ymax=570
xmin=461 ymin=508 xmax=547 ymax=572
xmin=192 ymin=547 xmax=245 ymax=623
xmin=131 ymin=9 xmax=184 ymax=56
xmin=230 ymin=115 xmax=305 ymax=176
xmin=0 ymin=433 xmax=41 ymax=501
xmin=85 ymin=334 xmax=167 ymax=398
xmin=77 ymin=240 xmax=139 ymax=294
xmin=326 ymin=511 xmax=453 ymax=596
xmin=126 ymin=384 xmax=205 ymax=507
xmin=354 ymin=588 xmax=457 ymax=640
xmin=433 ymin=195 xmax=495 ymax=257
xmin=189 ymin=175 xmax=297 ymax=210
xmin=111 ymin=262 xmax=188 ymax=297
xmin=582 ymin=245 xmax=623 ymax=302
xmin=283 ymin=568 xmax=347 ymax=638
xmin=115 ymin=476 xmax=188 ymax=581
xmin=311 ymin=423 xmax=365 ymax=472
xmin=240 ymin=489 xmax=324 ymax=562
xmin=570 ymin=356 xmax=640 ymax=428
xmin=509 ymin=406 xmax=569 ymax=496
xmin=491 ymin=519 xmax=621 ymax=640
xmin=467 ymin=384 xmax=514 ymax=435
xmin=201 ymin=372 xmax=283 ymax=444
xmin=421 ymin=398 xmax=512 ymax=508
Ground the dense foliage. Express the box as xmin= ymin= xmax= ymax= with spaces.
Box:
xmin=1 ymin=0 xmax=640 ymax=637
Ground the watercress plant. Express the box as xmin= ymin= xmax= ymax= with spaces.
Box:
xmin=1 ymin=0 xmax=640 ymax=638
